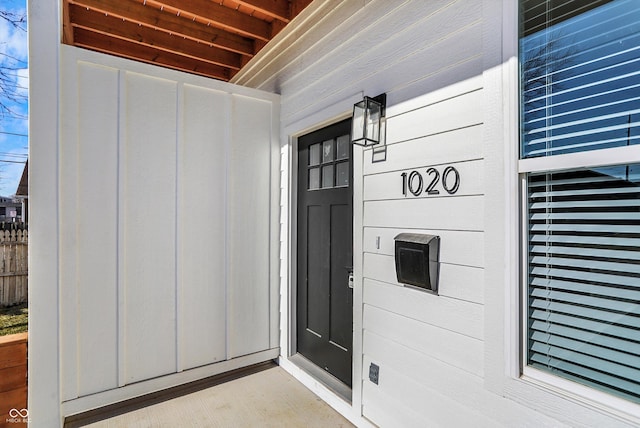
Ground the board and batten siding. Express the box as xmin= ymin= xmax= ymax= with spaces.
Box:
xmin=56 ymin=46 xmax=279 ymax=414
xmin=232 ymin=0 xmax=567 ymax=426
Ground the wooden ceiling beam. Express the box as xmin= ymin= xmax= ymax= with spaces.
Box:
xmin=233 ymin=0 xmax=291 ymax=22
xmin=148 ymin=0 xmax=272 ymax=41
xmin=62 ymin=0 xmax=75 ymax=44
xmin=73 ymin=27 xmax=231 ymax=81
xmin=270 ymin=19 xmax=286 ymax=38
xmin=64 ymin=0 xmax=315 ymax=82
xmin=69 ymin=0 xmax=254 ymax=57
xmin=70 ymin=4 xmax=242 ymax=70
xmin=290 ymin=0 xmax=313 ymax=18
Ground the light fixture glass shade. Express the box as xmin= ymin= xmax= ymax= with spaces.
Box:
xmin=352 ymin=96 xmax=382 ymax=146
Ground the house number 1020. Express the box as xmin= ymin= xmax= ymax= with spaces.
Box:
xmin=401 ymin=166 xmax=460 ymax=196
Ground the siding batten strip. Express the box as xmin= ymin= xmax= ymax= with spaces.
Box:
xmin=175 ymin=83 xmax=183 ymax=373
xmin=269 ymin=99 xmax=281 ymax=350
xmin=353 ymin=142 xmax=366 ymax=417
xmin=117 ymin=69 xmax=127 ymax=388
xmin=225 ymin=91 xmax=233 ymax=363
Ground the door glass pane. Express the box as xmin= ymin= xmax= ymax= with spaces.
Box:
xmin=337 ymin=134 xmax=350 ymax=160
xmin=309 ymin=143 xmax=320 ymax=166
xmin=336 ymin=161 xmax=349 ymax=187
xmin=322 ymin=139 xmax=334 ymax=163
xmin=322 ymin=165 xmax=334 ymax=188
xmin=308 ymin=167 xmax=320 ymax=190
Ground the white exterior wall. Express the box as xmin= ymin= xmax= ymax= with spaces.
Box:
xmin=58 ymin=46 xmax=279 ymax=405
xmin=29 ymin=5 xmax=280 ymax=422
xmin=28 ymin=0 xmax=640 ymax=426
xmin=233 ymin=0 xmax=640 ymax=427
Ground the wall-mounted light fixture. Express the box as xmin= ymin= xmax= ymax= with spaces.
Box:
xmin=351 ymin=93 xmax=386 ymax=147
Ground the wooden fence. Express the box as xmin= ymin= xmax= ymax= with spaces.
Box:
xmin=0 ymin=333 xmax=28 ymax=427
xmin=0 ymin=227 xmax=28 ymax=308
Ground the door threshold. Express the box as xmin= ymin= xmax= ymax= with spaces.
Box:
xmin=288 ymin=353 xmax=352 ymax=403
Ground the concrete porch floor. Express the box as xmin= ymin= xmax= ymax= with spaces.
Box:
xmin=68 ymin=363 xmax=354 ymax=428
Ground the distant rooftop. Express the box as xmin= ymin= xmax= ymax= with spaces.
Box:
xmin=15 ymin=160 xmax=27 ymax=197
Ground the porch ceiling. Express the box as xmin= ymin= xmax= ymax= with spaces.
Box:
xmin=62 ymin=0 xmax=313 ymax=81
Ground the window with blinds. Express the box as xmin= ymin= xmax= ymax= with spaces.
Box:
xmin=521 ymin=0 xmax=640 ymax=158
xmin=527 ymin=166 xmax=640 ymax=403
xmin=520 ymin=0 xmax=640 ymax=405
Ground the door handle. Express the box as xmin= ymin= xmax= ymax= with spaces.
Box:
xmin=348 ymin=271 xmax=354 ymax=289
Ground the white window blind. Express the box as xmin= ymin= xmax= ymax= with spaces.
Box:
xmin=521 ymin=0 xmax=640 ymax=405
xmin=527 ymin=166 xmax=640 ymax=402
xmin=521 ymin=0 xmax=640 ymax=158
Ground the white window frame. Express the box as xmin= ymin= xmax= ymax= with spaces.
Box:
xmin=513 ymin=0 xmax=640 ymax=421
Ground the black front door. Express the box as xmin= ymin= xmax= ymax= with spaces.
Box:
xmin=297 ymin=119 xmax=353 ymax=387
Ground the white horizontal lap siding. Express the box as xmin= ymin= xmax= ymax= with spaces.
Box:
xmin=384 ymin=89 xmax=483 ymax=145
xmin=364 ymin=253 xmax=484 ymax=304
xmin=364 ymin=279 xmax=483 ymax=339
xmin=281 ymin=0 xmax=478 ymax=98
xmin=362 ymin=382 xmax=433 ymax=428
xmin=363 ymin=196 xmax=484 ymax=230
xmin=362 ymin=356 xmax=496 ymax=427
xmin=362 ymin=331 xmax=530 ymax=428
xmin=279 ymin=1 xmax=483 ymax=130
xmin=363 ymin=159 xmax=483 ymax=201
xmin=364 ymin=305 xmax=483 ymax=377
xmin=361 ymin=72 xmax=486 ymax=424
xmin=364 ymin=125 xmax=483 ymax=175
xmin=363 ymin=227 xmax=484 ymax=268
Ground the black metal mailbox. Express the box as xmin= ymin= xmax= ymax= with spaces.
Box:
xmin=394 ymin=233 xmax=440 ymax=294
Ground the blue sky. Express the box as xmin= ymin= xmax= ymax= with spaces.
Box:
xmin=0 ymin=0 xmax=28 ymax=197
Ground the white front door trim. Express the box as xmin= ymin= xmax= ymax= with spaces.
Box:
xmin=277 ymin=93 xmax=374 ymax=427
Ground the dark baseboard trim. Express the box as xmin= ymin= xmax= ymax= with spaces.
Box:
xmin=64 ymin=360 xmax=278 ymax=427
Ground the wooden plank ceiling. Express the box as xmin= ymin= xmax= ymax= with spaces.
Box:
xmin=62 ymin=0 xmax=313 ymax=81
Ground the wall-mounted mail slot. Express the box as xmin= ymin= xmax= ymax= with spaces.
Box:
xmin=394 ymin=233 xmax=440 ymax=294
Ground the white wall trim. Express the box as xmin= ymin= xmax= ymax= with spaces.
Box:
xmin=501 ymin=0 xmax=522 ymax=384
xmin=63 ymin=45 xmax=279 ymax=103
xmin=518 ymin=145 xmax=640 ymax=173
xmin=481 ymin=0 xmax=511 ymax=397
xmin=282 ymin=92 xmax=362 ymax=137
xmin=278 ymin=357 xmax=376 ymax=428
xmin=28 ymin=1 xmax=62 ymax=426
xmin=352 ymin=127 xmax=366 ymax=426
xmin=278 ymin=95 xmax=374 ymax=426
xmin=230 ymin=0 xmax=352 ymax=88
xmin=522 ymin=368 xmax=640 ymax=424
xmin=495 ymin=0 xmax=640 ymax=425
xmin=270 ymin=91 xmax=282 ymax=352
xmin=283 ymin=137 xmax=295 ymax=358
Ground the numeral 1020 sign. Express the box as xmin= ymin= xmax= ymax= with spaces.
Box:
xmin=401 ymin=166 xmax=460 ymax=197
